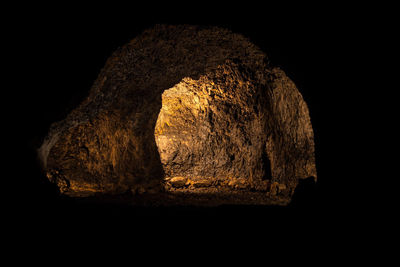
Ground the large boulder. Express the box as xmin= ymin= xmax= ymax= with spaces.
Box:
xmin=38 ymin=24 xmax=317 ymax=197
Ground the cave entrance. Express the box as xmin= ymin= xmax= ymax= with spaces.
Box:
xmin=154 ymin=78 xmax=213 ymax=188
xmin=154 ymin=75 xmax=270 ymax=191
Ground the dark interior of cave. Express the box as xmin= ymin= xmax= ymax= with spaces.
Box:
xmin=10 ymin=3 xmax=355 ymax=225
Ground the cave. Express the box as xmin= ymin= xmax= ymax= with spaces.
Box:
xmin=38 ymin=25 xmax=317 ymax=206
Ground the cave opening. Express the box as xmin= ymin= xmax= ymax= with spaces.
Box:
xmin=154 ymin=74 xmax=272 ymax=193
xmin=154 ymin=78 xmax=218 ymax=190
xmin=155 ymin=79 xmax=208 ymax=182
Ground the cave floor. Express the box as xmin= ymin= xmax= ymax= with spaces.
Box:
xmin=67 ymin=187 xmax=290 ymax=208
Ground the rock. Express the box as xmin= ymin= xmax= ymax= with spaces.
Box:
xmin=38 ymin=24 xmax=317 ymax=198
xmin=227 ymin=178 xmax=248 ymax=189
xmin=269 ymin=182 xmax=279 ymax=196
xmin=278 ymin=184 xmax=287 ymax=191
xmin=168 ymin=176 xmax=187 ymax=187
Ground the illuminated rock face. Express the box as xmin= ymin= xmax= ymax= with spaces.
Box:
xmin=154 ymin=67 xmax=270 ymax=189
xmin=38 ymin=25 xmax=317 ymax=197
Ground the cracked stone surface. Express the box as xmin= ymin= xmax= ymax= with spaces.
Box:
xmin=38 ymin=24 xmax=317 ymax=203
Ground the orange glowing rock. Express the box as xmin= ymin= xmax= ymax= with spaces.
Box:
xmin=38 ymin=25 xmax=317 ymax=203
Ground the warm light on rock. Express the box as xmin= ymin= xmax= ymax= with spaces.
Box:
xmin=38 ymin=25 xmax=317 ymax=205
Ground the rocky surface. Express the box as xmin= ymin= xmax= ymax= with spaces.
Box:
xmin=38 ymin=24 xmax=317 ymax=203
xmin=69 ymin=189 xmax=291 ymax=207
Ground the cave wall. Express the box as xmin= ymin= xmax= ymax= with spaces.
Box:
xmin=266 ymin=68 xmax=317 ymax=189
xmin=38 ymin=24 xmax=316 ymax=196
xmin=155 ymin=62 xmax=269 ymax=186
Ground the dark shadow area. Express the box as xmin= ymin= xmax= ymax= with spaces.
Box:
xmin=261 ymin=149 xmax=272 ymax=181
xmin=15 ymin=146 xmax=62 ymax=208
xmin=288 ymin=177 xmax=318 ymax=209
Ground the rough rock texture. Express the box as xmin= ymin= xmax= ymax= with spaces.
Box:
xmin=38 ymin=24 xmax=317 ymax=199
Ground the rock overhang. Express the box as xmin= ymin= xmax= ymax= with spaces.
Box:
xmin=38 ymin=24 xmax=317 ymax=203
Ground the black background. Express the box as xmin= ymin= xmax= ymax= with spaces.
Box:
xmin=6 ymin=2 xmax=370 ymax=231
